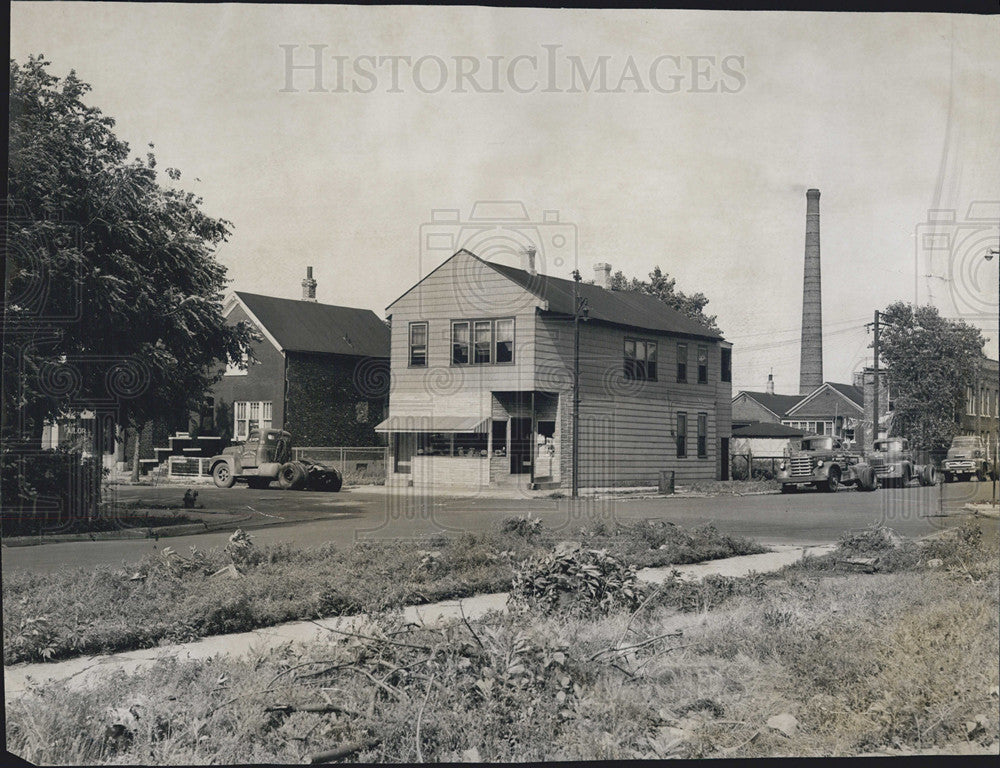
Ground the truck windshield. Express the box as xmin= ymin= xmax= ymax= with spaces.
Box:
xmin=876 ymin=440 xmax=905 ymax=452
xmin=802 ymin=437 xmax=834 ymax=451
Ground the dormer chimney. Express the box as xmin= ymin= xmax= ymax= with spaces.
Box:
xmin=523 ymin=246 xmax=537 ymax=276
xmin=301 ymin=266 xmax=317 ymax=302
xmin=593 ymin=262 xmax=612 ymax=290
xmin=766 ymin=371 xmax=775 ymax=395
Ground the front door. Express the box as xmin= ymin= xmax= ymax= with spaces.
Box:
xmin=510 ymin=417 xmax=533 ymax=475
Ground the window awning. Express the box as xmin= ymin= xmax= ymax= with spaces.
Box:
xmin=374 ymin=415 xmax=490 ymax=433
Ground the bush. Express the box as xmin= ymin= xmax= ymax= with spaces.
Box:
xmin=1 ymin=445 xmax=106 ymax=536
xmin=509 ymin=546 xmax=644 ymax=617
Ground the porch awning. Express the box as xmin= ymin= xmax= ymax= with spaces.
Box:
xmin=374 ymin=415 xmax=490 ymax=433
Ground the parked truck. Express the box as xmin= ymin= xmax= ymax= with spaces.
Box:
xmin=777 ymin=434 xmax=878 ymax=493
xmin=941 ymin=435 xmax=997 ymax=482
xmin=209 ymin=428 xmax=343 ymax=491
xmin=866 ymin=438 xmax=936 ymax=487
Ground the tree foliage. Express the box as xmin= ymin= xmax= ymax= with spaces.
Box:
xmin=4 ymin=55 xmax=256 ymax=445
xmin=876 ymin=302 xmax=985 ymax=453
xmin=608 ymin=266 xmax=719 ymax=331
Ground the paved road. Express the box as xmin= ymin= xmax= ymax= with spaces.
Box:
xmin=2 ymin=479 xmax=996 ymax=575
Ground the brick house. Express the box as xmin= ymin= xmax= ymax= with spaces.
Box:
xmin=376 ymin=249 xmax=733 ymax=491
xmin=958 ymin=356 xmax=999 ymax=460
xmin=211 ymin=275 xmax=391 ymax=447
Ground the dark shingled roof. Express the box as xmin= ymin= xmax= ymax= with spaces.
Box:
xmin=736 ymin=391 xmax=804 ymax=419
xmin=826 ymin=382 xmax=865 ymax=408
xmin=235 ymin=292 xmax=390 ymax=357
xmin=732 ymin=422 xmax=806 ymax=438
xmin=483 ymin=258 xmax=723 ymax=340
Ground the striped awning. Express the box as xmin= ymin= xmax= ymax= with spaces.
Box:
xmin=374 ymin=415 xmax=490 ymax=433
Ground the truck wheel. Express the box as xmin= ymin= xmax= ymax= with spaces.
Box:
xmin=918 ymin=464 xmax=936 ymax=486
xmin=857 ymin=466 xmax=878 ymax=492
xmin=278 ymin=461 xmax=306 ymax=490
xmin=823 ymin=466 xmax=841 ymax=493
xmin=247 ymin=477 xmax=270 ymax=490
xmin=975 ymin=468 xmax=986 ymax=482
xmin=901 ymin=465 xmax=911 ymax=487
xmin=212 ymin=462 xmax=236 ymax=489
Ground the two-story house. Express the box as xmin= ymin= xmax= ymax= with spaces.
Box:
xmin=376 ymin=249 xmax=732 ymax=491
xmin=212 ymin=269 xmax=391 ymax=448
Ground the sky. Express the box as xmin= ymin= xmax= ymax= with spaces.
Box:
xmin=10 ymin=3 xmax=1000 ymax=394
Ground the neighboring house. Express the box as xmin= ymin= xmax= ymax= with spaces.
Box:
xmin=376 ymin=249 xmax=733 ymax=490
xmin=212 ymin=273 xmax=391 ymax=447
xmin=781 ymin=381 xmax=866 ymax=442
xmin=731 ymin=388 xmax=803 ymax=429
xmin=730 ymin=422 xmax=806 ymax=458
xmin=958 ymin=356 xmax=999 ymax=460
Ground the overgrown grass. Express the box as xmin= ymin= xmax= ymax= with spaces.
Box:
xmin=2 ymin=518 xmax=763 ymax=665
xmin=7 ymin=522 xmax=997 ymax=763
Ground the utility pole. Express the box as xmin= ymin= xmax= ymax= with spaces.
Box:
xmin=571 ymin=270 xmax=584 ymax=498
xmin=872 ymin=309 xmax=881 ymax=451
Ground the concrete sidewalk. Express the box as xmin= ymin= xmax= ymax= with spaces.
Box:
xmin=3 ymin=544 xmax=833 ymax=705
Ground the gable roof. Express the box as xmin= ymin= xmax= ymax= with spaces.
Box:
xmin=732 ymin=422 xmax=806 ymax=438
xmin=734 ymin=391 xmax=804 ymax=419
xmin=232 ymin=292 xmax=389 ymax=358
xmin=785 ymin=381 xmax=865 ymax=417
xmin=484 ymin=258 xmax=722 ymax=340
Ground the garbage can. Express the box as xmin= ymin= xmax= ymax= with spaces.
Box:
xmin=659 ymin=470 xmax=675 ymax=495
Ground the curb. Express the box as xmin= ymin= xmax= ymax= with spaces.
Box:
xmin=1 ymin=515 xmax=253 ymax=547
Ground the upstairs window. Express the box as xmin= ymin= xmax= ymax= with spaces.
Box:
xmin=720 ymin=348 xmax=732 ymax=383
xmin=450 ymin=318 xmax=515 ymax=365
xmin=697 ymin=345 xmax=708 ymax=384
xmin=474 ymin=320 xmax=492 ymax=364
xmin=409 ymin=322 xmax=428 ymax=367
xmin=452 ymin=321 xmax=470 ymax=365
xmin=624 ymin=338 xmax=657 ymax=381
xmin=495 ymin=319 xmax=514 ymax=363
xmin=677 ymin=343 xmax=688 ymax=383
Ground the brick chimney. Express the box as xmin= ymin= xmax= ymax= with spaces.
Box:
xmin=766 ymin=371 xmax=775 ymax=395
xmin=301 ymin=266 xmax=317 ymax=301
xmin=799 ymin=188 xmax=823 ymax=394
xmin=593 ymin=262 xmax=612 ymax=290
xmin=523 ymin=246 xmax=537 ymax=276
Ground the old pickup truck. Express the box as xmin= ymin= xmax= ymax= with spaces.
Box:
xmin=866 ymin=438 xmax=936 ymax=487
xmin=942 ymin=435 xmax=998 ymax=482
xmin=209 ymin=428 xmax=342 ymax=491
xmin=777 ymin=435 xmax=878 ymax=493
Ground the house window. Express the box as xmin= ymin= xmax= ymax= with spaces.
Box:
xmin=624 ymin=338 xmax=657 ymax=381
xmin=966 ymin=386 xmax=975 ymax=415
xmin=224 ymin=352 xmax=249 ymax=376
xmin=452 ymin=321 xmax=470 ymax=365
xmin=697 ymin=345 xmax=708 ymax=384
xmin=495 ymin=319 xmax=514 ymax=363
xmin=234 ymin=401 xmax=272 ymax=440
xmin=697 ymin=413 xmax=707 ymax=458
xmin=720 ymin=348 xmax=731 ymax=383
xmin=676 ymin=412 xmax=687 ymax=458
xmin=677 ymin=343 xmax=688 ymax=383
xmin=473 ymin=320 xmax=492 ymax=364
xmin=450 ymin=318 xmax=515 ymax=365
xmin=409 ymin=322 xmax=428 ymax=367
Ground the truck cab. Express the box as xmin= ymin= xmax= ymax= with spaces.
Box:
xmin=777 ymin=435 xmax=876 ymax=493
xmin=942 ymin=436 xmax=996 ymax=482
xmin=867 ymin=437 xmax=935 ymax=487
xmin=210 ymin=429 xmax=292 ymax=489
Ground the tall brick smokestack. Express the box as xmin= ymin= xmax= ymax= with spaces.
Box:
xmin=799 ymin=189 xmax=823 ymax=394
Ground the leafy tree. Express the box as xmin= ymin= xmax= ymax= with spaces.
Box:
xmin=608 ymin=266 xmax=719 ymax=331
xmin=876 ymin=302 xmax=985 ymax=453
xmin=4 ymin=56 xmax=256 ymax=498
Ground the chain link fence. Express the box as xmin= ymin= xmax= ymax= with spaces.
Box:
xmin=292 ymin=447 xmax=388 ymax=485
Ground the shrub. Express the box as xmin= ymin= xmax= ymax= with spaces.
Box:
xmin=509 ymin=546 xmax=643 ymax=616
